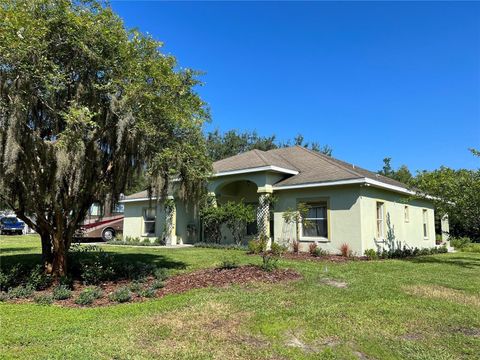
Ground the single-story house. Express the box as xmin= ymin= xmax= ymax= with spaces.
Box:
xmin=121 ymin=146 xmax=448 ymax=254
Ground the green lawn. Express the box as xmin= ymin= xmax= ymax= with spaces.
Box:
xmin=1 ymin=235 xmax=479 ymax=360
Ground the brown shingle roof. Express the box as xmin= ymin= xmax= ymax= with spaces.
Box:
xmin=213 ymin=149 xmax=298 ymax=174
xmin=213 ymin=146 xmax=409 ymax=189
xmin=126 ymin=147 xmax=410 ymax=201
xmin=123 ymin=190 xmax=149 ymax=200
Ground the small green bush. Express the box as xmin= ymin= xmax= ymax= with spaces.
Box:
xmin=248 ymin=236 xmax=268 ymax=254
xmin=34 ymin=294 xmax=54 ymax=305
xmin=75 ymin=287 xmax=103 ymax=305
xmin=260 ymin=254 xmax=278 ymax=272
xmin=109 ymin=287 xmax=132 ymax=303
xmin=154 ymin=268 xmax=168 ymax=281
xmin=0 ymin=264 xmax=24 ymax=291
xmin=450 ymin=237 xmax=472 ymax=250
xmin=132 ymin=237 xmax=141 ymax=244
xmin=194 ymin=242 xmax=248 ymax=250
xmin=314 ymin=247 xmax=329 ymax=257
xmin=8 ymin=285 xmax=34 ymax=299
xmin=219 ymin=256 xmax=239 ymax=270
xmin=138 ymin=287 xmax=156 ymax=298
xmin=151 ymin=280 xmax=165 ymax=290
xmin=52 ymin=285 xmax=72 ymax=300
xmin=0 ymin=291 xmax=10 ymax=301
xmin=270 ymin=242 xmax=287 ymax=257
xmin=462 ymin=243 xmax=480 ymax=253
xmin=27 ymin=265 xmax=53 ymax=290
xmin=129 ymin=281 xmax=143 ymax=294
xmin=364 ymin=249 xmax=378 ymax=260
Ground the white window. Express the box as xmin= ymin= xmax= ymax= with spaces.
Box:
xmin=422 ymin=209 xmax=428 ymax=239
xmin=376 ymin=202 xmax=384 ymax=239
xmin=404 ymin=206 xmax=409 ymax=223
xmin=143 ymin=207 xmax=156 ymax=236
xmin=302 ymin=203 xmax=328 ymax=239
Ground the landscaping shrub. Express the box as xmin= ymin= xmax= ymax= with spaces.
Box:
xmin=154 ymin=268 xmax=168 ymax=281
xmin=364 ymin=249 xmax=378 ymax=260
xmin=129 ymin=281 xmax=143 ymax=294
xmin=59 ymin=275 xmax=74 ymax=289
xmin=219 ymin=256 xmax=239 ymax=269
xmin=270 ymin=243 xmax=287 ymax=257
xmin=151 ymin=280 xmax=165 ymax=290
xmin=27 ymin=265 xmax=53 ymax=290
xmin=292 ymin=240 xmax=300 ymax=253
xmin=248 ymin=236 xmax=268 ymax=254
xmin=52 ymin=285 xmax=72 ymax=300
xmin=131 ymin=237 xmax=141 ymax=244
xmin=260 ymin=254 xmax=278 ymax=272
xmin=450 ymin=237 xmax=472 ymax=250
xmin=109 ymin=287 xmax=132 ymax=303
xmin=138 ymin=288 xmax=156 ymax=298
xmin=75 ymin=287 xmax=103 ymax=305
xmin=0 ymin=264 xmax=25 ymax=291
xmin=308 ymin=242 xmax=318 ymax=256
xmin=0 ymin=292 xmax=9 ymax=302
xmin=34 ymin=294 xmax=54 ymax=305
xmin=462 ymin=243 xmax=480 ymax=253
xmin=340 ymin=243 xmax=352 ymax=257
xmin=154 ymin=237 xmax=166 ymax=246
xmin=194 ymin=242 xmax=248 ymax=251
xmin=260 ymin=242 xmax=286 ymax=272
xmin=8 ymin=285 xmax=34 ymax=299
xmin=313 ymin=247 xmax=329 ymax=257
xmin=375 ymin=246 xmax=448 ymax=259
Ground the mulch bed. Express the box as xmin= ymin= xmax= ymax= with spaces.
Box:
xmin=281 ymin=252 xmax=368 ymax=262
xmin=6 ymin=265 xmax=301 ymax=308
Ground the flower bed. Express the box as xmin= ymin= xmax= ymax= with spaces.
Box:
xmin=1 ymin=265 xmax=301 ymax=308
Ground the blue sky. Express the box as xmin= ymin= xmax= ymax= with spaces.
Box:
xmin=111 ymin=1 xmax=479 ymax=172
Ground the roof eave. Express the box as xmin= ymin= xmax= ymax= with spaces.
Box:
xmin=212 ymin=165 xmax=299 ymax=178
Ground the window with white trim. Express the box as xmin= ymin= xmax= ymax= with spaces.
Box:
xmin=376 ymin=202 xmax=384 ymax=239
xmin=301 ymin=203 xmax=328 ymax=238
xmin=422 ymin=209 xmax=428 ymax=239
xmin=143 ymin=207 xmax=156 ymax=236
xmin=404 ymin=206 xmax=409 ymax=223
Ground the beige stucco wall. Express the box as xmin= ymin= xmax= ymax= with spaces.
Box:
xmin=359 ymin=186 xmax=436 ymax=253
xmin=273 ymin=185 xmax=363 ymax=255
xmin=122 ymin=199 xmax=198 ymax=244
xmin=122 ymin=179 xmax=437 ymax=253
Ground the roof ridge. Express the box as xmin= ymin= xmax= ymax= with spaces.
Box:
xmin=251 ymin=149 xmax=270 ymax=165
xmin=265 ymin=148 xmax=299 ymax=171
xmin=296 ymin=146 xmax=365 ymax=179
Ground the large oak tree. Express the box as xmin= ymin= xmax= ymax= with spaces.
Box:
xmin=0 ymin=0 xmax=211 ymax=276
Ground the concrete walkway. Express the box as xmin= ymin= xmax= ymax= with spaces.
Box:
xmin=91 ymin=242 xmax=194 ymax=249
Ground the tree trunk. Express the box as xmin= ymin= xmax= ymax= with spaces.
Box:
xmin=40 ymin=232 xmax=53 ymax=274
xmin=52 ymin=232 xmax=67 ymax=277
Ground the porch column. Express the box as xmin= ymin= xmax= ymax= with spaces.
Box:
xmin=165 ymin=196 xmax=177 ymax=246
xmin=257 ymin=186 xmax=273 ymax=240
xmin=441 ymin=214 xmax=450 ymax=243
xmin=208 ymin=191 xmax=218 ymax=207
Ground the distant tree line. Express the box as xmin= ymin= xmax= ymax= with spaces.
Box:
xmin=206 ymin=130 xmax=333 ymax=162
xmin=125 ymin=130 xmax=333 ymax=194
xmin=377 ymin=150 xmax=480 ymax=241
